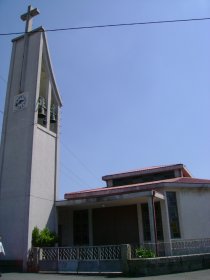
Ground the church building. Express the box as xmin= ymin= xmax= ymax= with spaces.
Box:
xmin=1 ymin=5 xmax=210 ymax=272
xmin=56 ymin=163 xmax=210 ymax=256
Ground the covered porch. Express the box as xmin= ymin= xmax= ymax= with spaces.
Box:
xmin=56 ymin=188 xmax=172 ymax=256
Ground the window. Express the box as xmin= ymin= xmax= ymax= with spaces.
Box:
xmin=112 ymin=171 xmax=175 ymax=187
xmin=166 ymin=192 xmax=181 ymax=238
xmin=73 ymin=210 xmax=89 ymax=245
xmin=141 ymin=203 xmax=151 ymax=241
xmin=141 ymin=202 xmax=164 ymax=242
xmin=155 ymin=202 xmax=164 ymax=241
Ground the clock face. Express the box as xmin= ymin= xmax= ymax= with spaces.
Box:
xmin=14 ymin=94 xmax=27 ymax=111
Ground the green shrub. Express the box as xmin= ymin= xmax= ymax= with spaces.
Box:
xmin=136 ymin=247 xmax=156 ymax=258
xmin=32 ymin=226 xmax=58 ymax=247
xmin=32 ymin=226 xmax=40 ymax=247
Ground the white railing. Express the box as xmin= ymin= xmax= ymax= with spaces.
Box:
xmin=172 ymin=238 xmax=210 ymax=255
xmin=39 ymin=245 xmax=122 ymax=261
xmin=131 ymin=238 xmax=210 ymax=258
xmin=28 ymin=240 xmax=210 ymax=272
xmin=39 ymin=239 xmax=210 ymax=261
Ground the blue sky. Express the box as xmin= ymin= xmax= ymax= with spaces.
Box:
xmin=0 ymin=0 xmax=210 ymax=199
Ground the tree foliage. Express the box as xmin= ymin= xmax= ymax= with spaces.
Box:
xmin=32 ymin=226 xmax=58 ymax=247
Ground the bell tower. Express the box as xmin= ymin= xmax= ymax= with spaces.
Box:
xmin=0 ymin=6 xmax=62 ymax=270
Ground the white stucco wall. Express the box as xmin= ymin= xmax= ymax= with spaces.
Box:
xmin=0 ymin=32 xmax=42 ymax=261
xmin=178 ymin=189 xmax=210 ymax=239
xmin=28 ymin=126 xmax=58 ymax=249
xmin=30 ymin=127 xmax=56 ymax=202
xmin=0 ymin=28 xmax=61 ymax=270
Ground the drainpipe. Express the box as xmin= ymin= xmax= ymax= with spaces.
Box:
xmin=152 ymin=190 xmax=158 ymax=256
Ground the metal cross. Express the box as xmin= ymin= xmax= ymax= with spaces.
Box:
xmin=19 ymin=5 xmax=40 ymax=93
xmin=20 ymin=5 xmax=40 ymax=33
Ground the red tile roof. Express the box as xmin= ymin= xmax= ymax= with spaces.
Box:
xmin=64 ymin=177 xmax=210 ymax=200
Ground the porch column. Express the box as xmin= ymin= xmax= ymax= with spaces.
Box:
xmin=137 ymin=203 xmax=144 ymax=245
xmin=88 ymin=209 xmax=93 ymax=245
xmin=160 ymin=192 xmax=172 ymax=256
xmin=147 ymin=196 xmax=156 ymax=244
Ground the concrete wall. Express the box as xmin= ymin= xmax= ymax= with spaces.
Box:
xmin=128 ymin=254 xmax=210 ymax=276
xmin=178 ymin=190 xmax=210 ymax=239
xmin=0 ymin=32 xmax=42 ymax=262
xmin=0 ymin=29 xmax=60 ymax=271
xmin=92 ymin=205 xmax=139 ymax=245
xmin=28 ymin=126 xmax=58 ymax=250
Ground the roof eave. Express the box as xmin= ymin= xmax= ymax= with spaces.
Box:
xmin=64 ymin=180 xmax=210 ymax=201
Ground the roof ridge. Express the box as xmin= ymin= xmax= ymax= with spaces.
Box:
xmin=102 ymin=163 xmax=185 ymax=180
